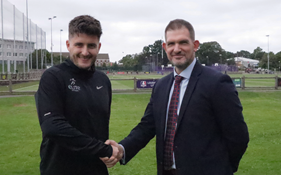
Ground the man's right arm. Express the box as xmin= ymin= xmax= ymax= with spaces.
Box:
xmin=100 ymin=140 xmax=124 ymax=168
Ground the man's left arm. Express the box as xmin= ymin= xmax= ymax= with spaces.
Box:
xmin=212 ymin=74 xmax=249 ymax=172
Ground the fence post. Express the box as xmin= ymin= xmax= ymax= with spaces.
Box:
xmin=134 ymin=77 xmax=137 ymax=92
xmin=241 ymin=76 xmax=245 ymax=90
xmin=275 ymin=76 xmax=278 ymax=90
xmin=9 ymin=79 xmax=13 ymax=93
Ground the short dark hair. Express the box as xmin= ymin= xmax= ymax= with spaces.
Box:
xmin=68 ymin=15 xmax=102 ymax=39
xmin=165 ymin=19 xmax=195 ymax=41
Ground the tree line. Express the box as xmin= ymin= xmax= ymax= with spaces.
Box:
xmin=28 ymin=40 xmax=281 ymax=71
xmin=118 ymin=40 xmax=281 ymax=71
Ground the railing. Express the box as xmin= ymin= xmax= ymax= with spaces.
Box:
xmin=239 ymin=76 xmax=281 ymax=90
xmin=1 ymin=76 xmax=281 ymax=95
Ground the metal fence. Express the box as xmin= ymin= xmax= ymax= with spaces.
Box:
xmin=0 ymin=0 xmax=46 ymax=74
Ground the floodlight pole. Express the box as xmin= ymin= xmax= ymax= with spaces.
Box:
xmin=1 ymin=0 xmax=4 ymax=73
xmin=60 ymin=29 xmax=63 ymax=63
xmin=266 ymin=35 xmax=269 ymax=71
xmin=49 ymin=16 xmax=56 ymax=66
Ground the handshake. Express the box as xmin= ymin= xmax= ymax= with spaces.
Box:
xmin=100 ymin=140 xmax=124 ymax=168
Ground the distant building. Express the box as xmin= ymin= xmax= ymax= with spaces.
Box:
xmin=0 ymin=39 xmax=35 ymax=63
xmin=53 ymin=52 xmax=110 ymax=67
xmin=234 ymin=57 xmax=259 ymax=68
xmin=0 ymin=39 xmax=35 ymax=72
xmin=95 ymin=53 xmax=110 ymax=67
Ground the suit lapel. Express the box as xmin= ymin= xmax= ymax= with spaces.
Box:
xmin=176 ymin=61 xmax=202 ymax=128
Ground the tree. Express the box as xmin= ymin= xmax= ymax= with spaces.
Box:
xmin=119 ymin=54 xmax=137 ymax=70
xmin=116 ymin=37 xmax=281 ymax=71
xmin=196 ymin=41 xmax=227 ymax=65
xmin=276 ymin=52 xmax=281 ymax=71
xmin=259 ymin=52 xmax=275 ymax=69
xmin=251 ymin=47 xmax=264 ymax=60
xmin=30 ymin=49 xmax=50 ymax=69
xmin=102 ymin=62 xmax=107 ymax=68
xmin=111 ymin=62 xmax=119 ymax=71
xmin=236 ymin=50 xmax=251 ymax=58
xmin=141 ymin=40 xmax=168 ymax=66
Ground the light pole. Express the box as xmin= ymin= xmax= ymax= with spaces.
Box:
xmin=266 ymin=35 xmax=269 ymax=71
xmin=49 ymin=16 xmax=56 ymax=66
xmin=156 ymin=52 xmax=160 ymax=71
xmin=60 ymin=29 xmax=63 ymax=63
xmin=279 ymin=61 xmax=280 ymax=73
xmin=1 ymin=0 xmax=4 ymax=73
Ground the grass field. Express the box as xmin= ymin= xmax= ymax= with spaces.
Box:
xmin=0 ymin=73 xmax=280 ymax=92
xmin=0 ymin=91 xmax=281 ymax=174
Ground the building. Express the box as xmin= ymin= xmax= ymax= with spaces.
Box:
xmin=0 ymin=0 xmax=46 ymax=73
xmin=234 ymin=57 xmax=259 ymax=68
xmin=53 ymin=52 xmax=110 ymax=67
xmin=95 ymin=53 xmax=110 ymax=67
xmin=0 ymin=39 xmax=35 ymax=72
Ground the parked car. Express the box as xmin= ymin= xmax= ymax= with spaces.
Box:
xmin=255 ymin=68 xmax=261 ymax=74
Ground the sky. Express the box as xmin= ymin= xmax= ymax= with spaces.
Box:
xmin=4 ymin=0 xmax=281 ymax=62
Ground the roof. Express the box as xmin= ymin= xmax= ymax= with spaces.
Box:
xmin=1 ymin=38 xmax=35 ymax=44
xmin=97 ymin=53 xmax=109 ymax=60
xmin=234 ymin=57 xmax=259 ymax=63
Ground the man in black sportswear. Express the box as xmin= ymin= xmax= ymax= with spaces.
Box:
xmin=35 ymin=15 xmax=119 ymax=175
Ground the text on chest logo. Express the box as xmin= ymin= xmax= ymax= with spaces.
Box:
xmin=68 ymin=78 xmax=81 ymax=92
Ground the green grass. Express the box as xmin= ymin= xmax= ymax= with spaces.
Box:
xmin=0 ymin=81 xmax=39 ymax=92
xmin=236 ymin=91 xmax=281 ymax=175
xmin=110 ymin=80 xmax=134 ymax=90
xmin=245 ymin=79 xmax=276 ymax=87
xmin=0 ymin=96 xmax=41 ymax=174
xmin=1 ymin=91 xmax=281 ymax=174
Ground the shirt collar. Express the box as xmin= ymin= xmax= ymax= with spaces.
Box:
xmin=173 ymin=58 xmax=196 ymax=80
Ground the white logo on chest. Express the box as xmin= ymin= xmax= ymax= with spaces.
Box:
xmin=68 ymin=78 xmax=81 ymax=92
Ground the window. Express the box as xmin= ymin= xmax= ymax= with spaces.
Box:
xmin=0 ymin=44 xmax=2 ymax=48
xmin=7 ymin=52 xmax=12 ymax=56
xmin=25 ymin=53 xmax=28 ymax=57
xmin=0 ymin=52 xmax=2 ymax=56
xmin=25 ymin=46 xmax=27 ymax=49
xmin=19 ymin=53 xmax=23 ymax=56
xmin=7 ymin=44 xmax=11 ymax=49
xmin=15 ymin=45 xmax=18 ymax=49
xmin=13 ymin=53 xmax=17 ymax=56
xmin=19 ymin=45 xmax=23 ymax=49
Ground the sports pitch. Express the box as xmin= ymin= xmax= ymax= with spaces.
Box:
xmin=0 ymin=90 xmax=281 ymax=174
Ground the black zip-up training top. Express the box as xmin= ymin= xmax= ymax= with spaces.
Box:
xmin=36 ymin=59 xmax=112 ymax=175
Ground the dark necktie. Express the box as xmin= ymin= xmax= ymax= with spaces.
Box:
xmin=164 ymin=75 xmax=184 ymax=169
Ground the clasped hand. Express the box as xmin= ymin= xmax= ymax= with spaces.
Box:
xmin=100 ymin=140 xmax=124 ymax=168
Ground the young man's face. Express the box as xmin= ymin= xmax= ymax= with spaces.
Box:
xmin=66 ymin=33 xmax=101 ymax=70
xmin=163 ymin=27 xmax=199 ymax=74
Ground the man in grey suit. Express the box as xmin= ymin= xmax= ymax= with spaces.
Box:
xmin=102 ymin=19 xmax=249 ymax=175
